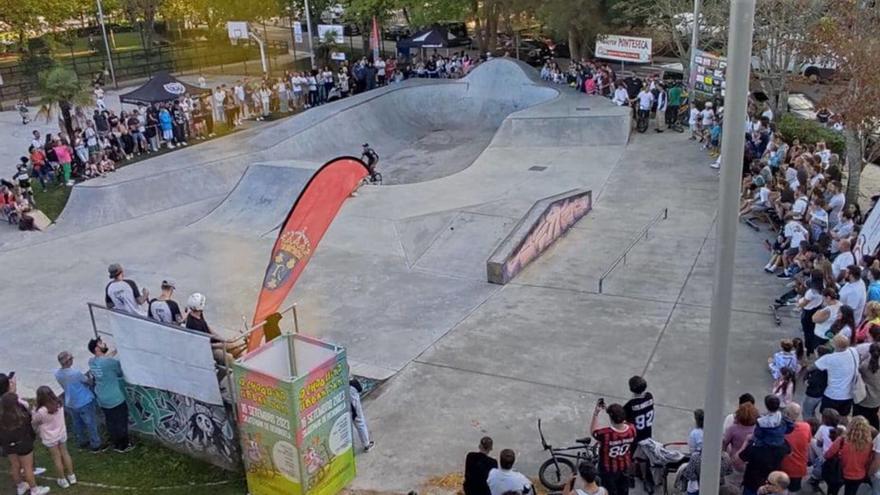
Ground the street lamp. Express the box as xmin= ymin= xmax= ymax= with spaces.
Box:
xmin=698 ymin=0 xmax=757 ymax=491
xmin=95 ymin=0 xmax=117 ymax=88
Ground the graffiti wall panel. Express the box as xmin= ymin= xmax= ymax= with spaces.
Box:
xmin=125 ymin=384 xmax=241 ymax=471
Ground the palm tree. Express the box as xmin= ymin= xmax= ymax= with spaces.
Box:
xmin=36 ymin=66 xmax=91 ymax=138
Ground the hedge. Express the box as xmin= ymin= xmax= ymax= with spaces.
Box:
xmin=777 ymin=113 xmax=846 ymax=156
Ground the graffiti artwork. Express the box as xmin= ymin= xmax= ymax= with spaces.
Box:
xmin=126 ymin=384 xmax=240 ymax=471
xmin=488 ymin=189 xmax=592 ymax=284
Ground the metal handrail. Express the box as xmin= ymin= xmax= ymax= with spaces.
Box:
xmin=598 ymin=208 xmax=668 ymax=293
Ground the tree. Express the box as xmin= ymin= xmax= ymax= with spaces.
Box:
xmin=120 ymin=0 xmax=162 ymax=49
xmin=537 ymin=0 xmax=604 ymax=61
xmin=751 ymin=0 xmax=823 ymax=116
xmin=36 ymin=66 xmax=91 ymax=138
xmin=615 ymin=0 xmax=728 ymax=75
xmin=812 ymin=0 xmax=880 ymax=205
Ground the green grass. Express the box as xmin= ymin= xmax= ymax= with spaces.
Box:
xmin=0 ymin=438 xmax=247 ymax=494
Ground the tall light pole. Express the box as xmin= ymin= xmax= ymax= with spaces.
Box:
xmin=688 ymin=0 xmax=702 ymax=97
xmin=698 ymin=0 xmax=756 ymax=490
xmin=96 ymin=0 xmax=117 ymax=88
xmin=303 ymin=0 xmax=316 ymax=69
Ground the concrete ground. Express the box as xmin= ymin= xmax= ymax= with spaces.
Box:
xmin=0 ymin=59 xmax=807 ymax=493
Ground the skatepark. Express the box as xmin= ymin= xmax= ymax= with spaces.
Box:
xmin=1 ymin=58 xmax=785 ymax=491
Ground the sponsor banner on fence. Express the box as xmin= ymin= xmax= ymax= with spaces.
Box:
xmin=317 ymin=24 xmax=344 ymax=44
xmin=293 ymin=22 xmax=303 ymax=44
xmin=107 ymin=310 xmax=223 ymax=405
xmin=691 ymin=49 xmax=727 ymax=98
xmin=595 ymin=34 xmax=652 ymax=63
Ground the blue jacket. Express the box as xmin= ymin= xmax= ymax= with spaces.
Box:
xmin=158 ymin=109 xmax=172 ymax=131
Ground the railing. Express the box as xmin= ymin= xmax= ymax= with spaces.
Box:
xmin=597 ymin=207 xmax=668 ymax=294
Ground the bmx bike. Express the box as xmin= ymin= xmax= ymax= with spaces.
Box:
xmin=537 ymin=419 xmax=599 ymax=491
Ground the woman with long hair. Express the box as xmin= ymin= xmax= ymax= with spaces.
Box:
xmin=854 ymin=343 xmax=880 ymax=431
xmin=33 ymin=386 xmax=76 ymax=488
xmin=799 ymin=269 xmax=826 ymax=356
xmin=0 ymin=393 xmax=49 ymax=494
xmin=722 ymin=402 xmax=758 ymax=473
xmin=830 ymin=305 xmax=857 ymax=341
xmin=824 ymin=416 xmax=873 ymax=495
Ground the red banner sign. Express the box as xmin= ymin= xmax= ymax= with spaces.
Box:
xmin=249 ymin=157 xmax=369 ymax=349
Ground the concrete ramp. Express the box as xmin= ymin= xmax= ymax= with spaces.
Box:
xmin=190 ymin=164 xmax=314 ymax=236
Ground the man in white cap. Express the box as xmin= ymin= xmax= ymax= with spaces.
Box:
xmin=104 ymin=263 xmax=148 ymax=316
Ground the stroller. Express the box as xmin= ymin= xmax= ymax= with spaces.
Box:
xmin=633 ymin=439 xmax=689 ymax=495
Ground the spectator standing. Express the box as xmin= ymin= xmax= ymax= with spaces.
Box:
xmin=104 ymin=263 xmax=149 ymax=316
xmin=349 ymin=377 xmax=374 ymax=452
xmin=722 ymin=402 xmax=758 ymax=473
xmin=622 ymin=375 xmax=654 ymax=468
xmin=563 ymin=463 xmax=608 ymax=495
xmin=32 ymin=386 xmax=76 ymax=488
xmin=590 ymin=401 xmax=636 ymax=495
xmin=854 ymin=343 xmax=880 ymax=430
xmin=376 ymin=58 xmax=387 ymax=86
xmin=688 ymin=409 xmax=704 ymax=453
xmin=87 ymin=338 xmax=133 ymax=453
xmin=487 ymin=449 xmax=532 ymax=495
xmin=840 ymin=266 xmax=867 ymax=322
xmin=54 ymin=351 xmax=101 ymax=451
xmin=780 ymin=403 xmax=811 ymax=493
xmin=147 ymin=279 xmax=183 ymax=324
xmin=813 ymin=334 xmax=858 ymax=416
xmin=824 ymin=416 xmax=873 ymax=495
xmin=739 ymin=431 xmax=791 ymax=495
xmin=803 ymin=346 xmax=831 ymax=419
xmin=463 ymin=436 xmax=497 ymax=495
xmin=0 ymin=393 xmax=50 ymax=495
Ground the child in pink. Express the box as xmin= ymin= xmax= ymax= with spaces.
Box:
xmin=32 ymin=386 xmax=77 ymax=488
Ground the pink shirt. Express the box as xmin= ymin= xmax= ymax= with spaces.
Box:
xmin=54 ymin=145 xmax=72 ymax=164
xmin=32 ymin=406 xmax=67 ymax=446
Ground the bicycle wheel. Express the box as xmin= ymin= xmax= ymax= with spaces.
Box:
xmin=373 ymin=172 xmax=382 ymax=185
xmin=539 ymin=457 xmax=576 ymax=491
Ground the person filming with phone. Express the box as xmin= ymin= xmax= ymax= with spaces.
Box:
xmin=590 ymin=398 xmax=636 ymax=495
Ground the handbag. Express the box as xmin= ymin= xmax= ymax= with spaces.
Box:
xmin=822 ymin=439 xmax=845 ymax=486
xmin=851 ymin=349 xmax=868 ymax=403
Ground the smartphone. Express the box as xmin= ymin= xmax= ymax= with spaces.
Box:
xmin=597 ymin=398 xmax=606 ymax=408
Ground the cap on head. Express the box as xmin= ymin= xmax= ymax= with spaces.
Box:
xmin=57 ymin=351 xmax=73 ymax=366
xmin=108 ymin=263 xmax=122 ymax=279
xmin=161 ymin=279 xmax=176 ymax=290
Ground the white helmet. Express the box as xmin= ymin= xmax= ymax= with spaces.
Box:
xmin=705 ymin=102 xmax=713 ymax=108
xmin=187 ymin=292 xmax=206 ymax=311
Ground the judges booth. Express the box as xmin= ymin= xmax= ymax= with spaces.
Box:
xmin=233 ymin=334 xmax=356 ymax=495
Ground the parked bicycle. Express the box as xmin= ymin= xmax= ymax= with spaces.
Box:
xmin=537 ymin=419 xmax=599 ymax=491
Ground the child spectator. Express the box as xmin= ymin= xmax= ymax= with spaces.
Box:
xmin=688 ymin=409 xmax=704 ymax=453
xmin=32 ymin=386 xmax=76 ymax=488
xmin=769 ymin=339 xmax=801 ymax=379
xmin=753 ymin=395 xmax=794 ymax=447
xmin=772 ymin=367 xmax=797 ymax=406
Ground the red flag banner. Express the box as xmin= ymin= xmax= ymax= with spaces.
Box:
xmin=371 ymin=16 xmax=380 ymax=61
xmin=249 ymin=156 xmax=369 ymax=349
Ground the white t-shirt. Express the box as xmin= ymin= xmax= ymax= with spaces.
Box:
xmin=802 ymin=288 xmax=824 ymax=310
xmin=689 ymin=108 xmax=700 ymax=125
xmin=818 ymin=149 xmax=832 ymax=166
xmin=815 ymin=301 xmax=841 ymax=339
xmin=637 ymin=91 xmax=654 ymax=111
xmin=815 ymin=348 xmax=859 ymax=400
xmin=840 ymin=279 xmax=867 ymax=322
xmin=375 ymin=59 xmax=386 ymax=76
xmin=829 ymin=193 xmax=846 ymax=225
xmin=613 ymin=88 xmax=629 ymax=106
xmin=785 ymin=221 xmax=809 ymax=247
xmin=487 ymin=468 xmax=532 ymax=495
xmin=792 ymin=196 xmax=809 ymax=216
xmin=832 ymin=251 xmax=855 ymax=278
xmin=105 ymin=279 xmax=146 ymax=316
xmin=701 ymin=109 xmax=715 ymax=126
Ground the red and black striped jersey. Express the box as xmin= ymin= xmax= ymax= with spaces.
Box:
xmin=593 ymin=424 xmax=636 ymax=472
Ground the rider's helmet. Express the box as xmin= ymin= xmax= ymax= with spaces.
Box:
xmin=187 ymin=292 xmax=206 ymax=311
xmin=362 ymin=143 xmax=370 ymax=148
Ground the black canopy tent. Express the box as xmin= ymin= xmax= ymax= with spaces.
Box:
xmin=397 ymin=25 xmax=471 ymax=57
xmin=118 ymin=72 xmax=210 ymax=105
